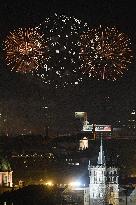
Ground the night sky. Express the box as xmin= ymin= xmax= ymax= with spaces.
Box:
xmin=0 ymin=0 xmax=136 ymax=135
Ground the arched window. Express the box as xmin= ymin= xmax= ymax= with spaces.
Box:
xmin=114 ymin=171 xmax=116 ymax=175
xmin=114 ymin=177 xmax=116 ymax=181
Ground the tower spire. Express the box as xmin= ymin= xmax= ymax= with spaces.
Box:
xmin=97 ymin=137 xmax=106 ymax=165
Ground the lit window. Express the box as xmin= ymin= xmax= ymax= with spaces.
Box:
xmin=3 ymin=175 xmax=7 ymax=184
xmin=100 ymin=193 xmax=103 ymax=197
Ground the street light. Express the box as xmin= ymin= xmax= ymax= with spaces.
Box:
xmin=45 ymin=181 xmax=54 ymax=186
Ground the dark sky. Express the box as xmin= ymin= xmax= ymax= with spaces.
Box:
xmin=0 ymin=0 xmax=136 ymax=135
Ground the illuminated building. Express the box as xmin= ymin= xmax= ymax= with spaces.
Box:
xmin=113 ymin=109 xmax=136 ymax=138
xmin=0 ymin=156 xmax=13 ymax=188
xmin=79 ymin=137 xmax=88 ymax=150
xmin=84 ymin=138 xmax=119 ymax=205
xmin=78 ymin=112 xmax=112 ymax=139
xmin=127 ymin=109 xmax=136 ymax=129
xmin=82 ymin=123 xmax=112 ymax=139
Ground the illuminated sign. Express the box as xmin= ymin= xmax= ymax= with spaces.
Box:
xmin=75 ymin=112 xmax=87 ymax=119
xmin=83 ymin=124 xmax=93 ymax=131
xmin=95 ymin=125 xmax=111 ymax=132
xmin=82 ymin=124 xmax=111 ymax=132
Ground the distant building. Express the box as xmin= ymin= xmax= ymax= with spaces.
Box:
xmin=79 ymin=137 xmax=88 ymax=150
xmin=127 ymin=109 xmax=136 ymax=129
xmin=113 ymin=109 xmax=136 ymax=138
xmin=63 ymin=186 xmax=84 ymax=205
xmin=84 ymin=138 xmax=119 ymax=205
xmin=0 ymin=156 xmax=13 ymax=188
xmin=82 ymin=122 xmax=112 ymax=139
xmin=119 ymin=186 xmax=136 ymax=205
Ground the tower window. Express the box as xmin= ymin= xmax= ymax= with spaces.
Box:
xmin=107 ymin=177 xmax=110 ymax=182
xmin=94 ymin=177 xmax=97 ymax=183
xmin=100 ymin=193 xmax=103 ymax=197
xmin=114 ymin=177 xmax=116 ymax=181
xmin=110 ymin=187 xmax=113 ymax=192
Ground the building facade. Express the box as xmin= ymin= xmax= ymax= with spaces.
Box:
xmin=84 ymin=139 xmax=119 ymax=205
xmin=0 ymin=157 xmax=13 ymax=188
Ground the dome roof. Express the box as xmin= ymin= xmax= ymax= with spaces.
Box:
xmin=0 ymin=156 xmax=11 ymax=172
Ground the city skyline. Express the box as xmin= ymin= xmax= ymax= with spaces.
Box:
xmin=0 ymin=0 xmax=136 ymax=134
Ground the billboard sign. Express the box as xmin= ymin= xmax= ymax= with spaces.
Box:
xmin=95 ymin=125 xmax=111 ymax=132
xmin=83 ymin=124 xmax=93 ymax=131
xmin=75 ymin=112 xmax=87 ymax=119
xmin=82 ymin=124 xmax=111 ymax=132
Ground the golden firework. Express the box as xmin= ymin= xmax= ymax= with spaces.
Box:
xmin=80 ymin=25 xmax=133 ymax=80
xmin=4 ymin=27 xmax=46 ymax=73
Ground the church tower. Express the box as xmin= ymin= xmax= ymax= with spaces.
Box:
xmin=85 ymin=138 xmax=119 ymax=205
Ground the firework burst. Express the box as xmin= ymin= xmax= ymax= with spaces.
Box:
xmin=4 ymin=27 xmax=46 ymax=73
xmin=79 ymin=25 xmax=133 ymax=81
xmin=36 ymin=13 xmax=88 ymax=87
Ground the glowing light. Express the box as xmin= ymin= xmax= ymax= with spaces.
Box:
xmin=79 ymin=25 xmax=133 ymax=81
xmin=4 ymin=27 xmax=46 ymax=73
xmin=69 ymin=181 xmax=81 ymax=187
xmin=45 ymin=181 xmax=54 ymax=186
